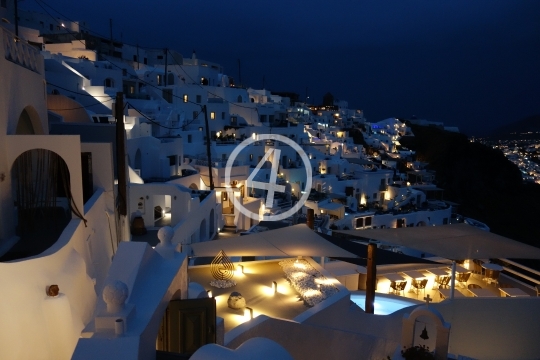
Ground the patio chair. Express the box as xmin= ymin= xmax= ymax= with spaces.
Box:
xmin=456 ymin=272 xmax=471 ymax=288
xmin=398 ymin=281 xmax=408 ymax=296
xmin=390 ymin=281 xmax=407 ymax=296
xmin=436 ymin=275 xmax=450 ymax=289
xmin=390 ymin=281 xmax=399 ymax=295
xmin=412 ymin=279 xmax=428 ymax=297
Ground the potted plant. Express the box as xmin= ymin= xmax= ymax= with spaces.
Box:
xmin=400 ymin=345 xmax=435 ymax=360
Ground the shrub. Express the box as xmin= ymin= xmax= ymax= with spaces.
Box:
xmin=401 ymin=345 xmax=434 ymax=360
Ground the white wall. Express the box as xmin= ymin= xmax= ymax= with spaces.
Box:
xmin=0 ymin=185 xmax=116 ymax=359
xmin=0 ymin=27 xmax=48 ymax=243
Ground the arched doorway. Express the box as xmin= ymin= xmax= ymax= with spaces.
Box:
xmin=2 ymin=149 xmax=73 ymax=260
xmin=15 ymin=106 xmax=44 ymax=135
xmin=199 ymin=219 xmax=207 ymax=242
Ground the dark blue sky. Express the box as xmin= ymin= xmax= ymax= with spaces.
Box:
xmin=26 ymin=0 xmax=540 ymax=135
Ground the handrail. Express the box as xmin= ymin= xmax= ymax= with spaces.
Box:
xmin=502 ymin=266 xmax=540 ymax=285
xmin=501 ymin=258 xmax=540 ymax=278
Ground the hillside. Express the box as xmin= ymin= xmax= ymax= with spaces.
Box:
xmin=401 ymin=124 xmax=540 ymax=246
xmin=489 ymin=114 xmax=540 ymax=140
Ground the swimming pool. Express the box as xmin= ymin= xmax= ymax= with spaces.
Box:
xmin=350 ymin=292 xmax=421 ymax=315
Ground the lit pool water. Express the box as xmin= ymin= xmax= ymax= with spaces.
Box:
xmin=350 ymin=293 xmax=420 ymax=315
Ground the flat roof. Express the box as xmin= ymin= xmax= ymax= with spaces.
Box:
xmin=190 ymin=224 xmax=357 ymax=258
xmin=336 ymin=224 xmax=540 ymax=260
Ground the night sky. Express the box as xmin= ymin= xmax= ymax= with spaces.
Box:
xmin=25 ymin=0 xmax=540 ymax=136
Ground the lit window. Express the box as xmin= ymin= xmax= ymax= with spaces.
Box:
xmin=210 ymin=112 xmax=215 ymax=120
xmin=183 ymin=94 xmax=188 ymax=103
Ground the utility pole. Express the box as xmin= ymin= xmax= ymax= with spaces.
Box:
xmin=14 ymin=0 xmax=19 ymax=37
xmin=237 ymin=59 xmax=241 ymax=87
xmin=115 ymin=92 xmax=128 ymax=242
xmin=136 ymin=44 xmax=140 ymax=70
xmin=163 ymin=48 xmax=168 ymax=86
xmin=203 ymin=105 xmax=214 ymax=190
xmin=109 ymin=19 xmax=113 ymax=56
xmin=365 ymin=243 xmax=377 ymax=314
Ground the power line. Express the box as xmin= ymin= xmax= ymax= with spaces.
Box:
xmin=47 ymin=82 xmax=112 ymax=97
xmin=35 ymin=0 xmax=274 ymax=129
xmin=166 ymin=49 xmax=272 ymax=130
xmin=126 ymin=101 xmax=203 ymax=131
xmin=34 ymin=0 xmax=162 ymax=51
xmin=48 ymin=98 xmax=113 ymax=111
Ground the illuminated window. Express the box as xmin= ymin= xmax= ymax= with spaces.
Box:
xmin=183 ymin=94 xmax=188 ymax=103
xmin=210 ymin=112 xmax=215 ymax=120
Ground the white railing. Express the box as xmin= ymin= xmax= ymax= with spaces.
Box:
xmin=3 ymin=28 xmax=40 ymax=73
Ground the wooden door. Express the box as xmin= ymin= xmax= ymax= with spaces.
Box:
xmin=157 ymin=298 xmax=216 ymax=356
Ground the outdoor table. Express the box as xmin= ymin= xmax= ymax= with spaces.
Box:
xmin=449 ymin=265 xmax=469 ymax=274
xmin=426 ymin=268 xmax=450 ymax=289
xmin=402 ymin=270 xmax=426 ymax=280
xmin=499 ymin=287 xmax=530 ymax=297
xmin=438 ymin=288 xmax=465 ymax=300
xmin=402 ymin=271 xmax=427 ymax=294
xmin=425 ymin=268 xmax=448 ymax=277
xmin=468 ymin=288 xmax=499 ymax=297
xmin=383 ymin=273 xmax=405 ymax=282
xmin=482 ymin=263 xmax=503 ymax=284
xmin=381 ymin=273 xmax=405 ymax=294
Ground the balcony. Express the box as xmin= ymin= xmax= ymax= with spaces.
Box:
xmin=3 ymin=28 xmax=41 ymax=74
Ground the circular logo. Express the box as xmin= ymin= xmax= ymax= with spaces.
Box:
xmin=225 ymin=134 xmax=312 ymax=221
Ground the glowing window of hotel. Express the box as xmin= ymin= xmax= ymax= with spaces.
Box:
xmin=183 ymin=94 xmax=188 ymax=103
xmin=210 ymin=112 xmax=215 ymax=120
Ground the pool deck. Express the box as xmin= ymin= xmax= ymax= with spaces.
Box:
xmin=188 ymin=258 xmax=535 ymax=334
xmin=189 ymin=260 xmax=311 ymax=333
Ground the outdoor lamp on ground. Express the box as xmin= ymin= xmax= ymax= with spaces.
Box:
xmin=244 ymin=306 xmax=253 ymax=320
xmin=207 ymin=290 xmax=213 ymax=298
